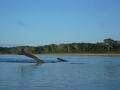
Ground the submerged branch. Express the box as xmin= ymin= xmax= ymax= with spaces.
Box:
xmin=18 ymin=49 xmax=68 ymax=63
xmin=18 ymin=49 xmax=44 ymax=63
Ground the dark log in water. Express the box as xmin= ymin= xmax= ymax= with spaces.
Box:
xmin=57 ymin=58 xmax=68 ymax=62
xmin=18 ymin=49 xmax=44 ymax=63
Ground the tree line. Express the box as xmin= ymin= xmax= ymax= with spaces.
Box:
xmin=0 ymin=38 xmax=120 ymax=54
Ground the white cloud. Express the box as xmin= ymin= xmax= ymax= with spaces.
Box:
xmin=25 ymin=44 xmax=36 ymax=46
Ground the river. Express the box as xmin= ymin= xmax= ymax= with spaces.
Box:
xmin=0 ymin=55 xmax=120 ymax=90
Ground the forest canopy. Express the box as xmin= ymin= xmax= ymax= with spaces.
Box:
xmin=0 ymin=38 xmax=120 ymax=54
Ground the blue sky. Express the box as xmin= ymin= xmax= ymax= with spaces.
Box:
xmin=0 ymin=0 xmax=120 ymax=47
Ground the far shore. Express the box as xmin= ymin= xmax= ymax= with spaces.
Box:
xmin=38 ymin=53 xmax=120 ymax=56
xmin=0 ymin=53 xmax=120 ymax=56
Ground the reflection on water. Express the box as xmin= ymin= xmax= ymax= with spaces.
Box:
xmin=20 ymin=63 xmax=43 ymax=89
xmin=0 ymin=55 xmax=120 ymax=90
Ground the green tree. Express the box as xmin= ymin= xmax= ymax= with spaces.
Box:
xmin=104 ymin=38 xmax=114 ymax=51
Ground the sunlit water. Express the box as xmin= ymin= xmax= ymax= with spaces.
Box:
xmin=0 ymin=55 xmax=120 ymax=90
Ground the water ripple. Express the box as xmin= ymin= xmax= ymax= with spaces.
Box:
xmin=0 ymin=58 xmax=37 ymax=63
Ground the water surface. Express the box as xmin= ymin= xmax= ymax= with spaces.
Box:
xmin=0 ymin=55 xmax=120 ymax=90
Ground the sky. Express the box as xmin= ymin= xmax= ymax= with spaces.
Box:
xmin=0 ymin=0 xmax=120 ymax=47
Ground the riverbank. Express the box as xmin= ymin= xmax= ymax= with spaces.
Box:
xmin=0 ymin=53 xmax=120 ymax=56
xmin=37 ymin=53 xmax=120 ymax=56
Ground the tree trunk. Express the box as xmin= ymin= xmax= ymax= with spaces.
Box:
xmin=18 ymin=49 xmax=44 ymax=63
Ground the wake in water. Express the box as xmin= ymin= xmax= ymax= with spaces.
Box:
xmin=0 ymin=58 xmax=68 ymax=63
xmin=0 ymin=58 xmax=37 ymax=63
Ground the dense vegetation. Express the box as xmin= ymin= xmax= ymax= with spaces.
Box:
xmin=0 ymin=38 xmax=120 ymax=54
